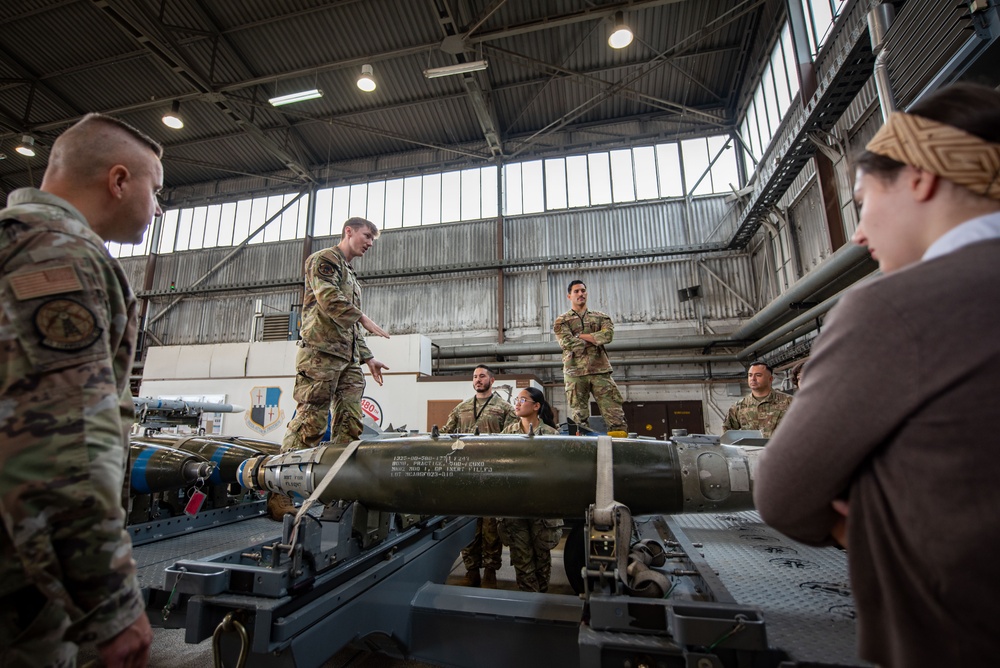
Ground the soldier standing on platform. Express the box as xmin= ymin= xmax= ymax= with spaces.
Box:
xmin=442 ymin=365 xmax=517 ymax=588
xmin=271 ymin=217 xmax=390 ymax=520
xmin=553 ymin=280 xmax=627 ymax=434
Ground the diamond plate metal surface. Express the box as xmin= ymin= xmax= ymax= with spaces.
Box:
xmin=134 ymin=516 xmax=281 ymax=591
xmin=671 ymin=510 xmax=871 ymax=667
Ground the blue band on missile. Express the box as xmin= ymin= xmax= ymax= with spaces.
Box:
xmin=209 ymin=445 xmax=229 ymax=483
xmin=132 ymin=447 xmax=157 ymax=494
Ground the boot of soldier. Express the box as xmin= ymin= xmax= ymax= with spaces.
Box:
xmin=459 ymin=568 xmax=481 ymax=587
xmin=267 ymin=492 xmax=297 ymax=521
xmin=481 ymin=568 xmax=498 ymax=589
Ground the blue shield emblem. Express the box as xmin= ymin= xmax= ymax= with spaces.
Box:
xmin=245 ymin=386 xmax=285 ymax=434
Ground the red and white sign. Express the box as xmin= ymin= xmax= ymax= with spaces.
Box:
xmin=361 ymin=396 xmax=383 ymax=427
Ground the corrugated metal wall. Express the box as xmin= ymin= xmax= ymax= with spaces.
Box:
xmin=345 ymin=219 xmax=496 ymax=274
xmin=886 ymin=1 xmax=973 ymax=107
xmin=135 ymin=195 xmax=754 ymax=347
xmin=506 ymin=196 xmax=734 ymax=259
xmin=149 ymin=290 xmax=302 ymax=346
xmin=149 ymin=240 xmax=303 ymax=292
xmin=363 ymin=272 xmax=499 ymax=337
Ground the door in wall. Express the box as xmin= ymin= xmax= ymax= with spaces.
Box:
xmin=427 ymin=400 xmax=461 ymax=432
xmin=624 ymin=401 xmax=668 ymax=439
xmin=666 ymin=400 xmax=705 ymax=435
xmin=615 ymin=400 xmax=706 ymax=438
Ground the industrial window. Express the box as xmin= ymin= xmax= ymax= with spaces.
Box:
xmin=106 ymin=137 xmax=738 ymax=259
xmin=737 ymin=22 xmax=801 ymax=179
xmin=800 ymin=0 xmax=848 ymax=58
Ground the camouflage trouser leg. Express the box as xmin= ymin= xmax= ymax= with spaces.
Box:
xmin=282 ymin=349 xmax=357 ymax=452
xmin=480 ymin=517 xmax=502 ymax=570
xmin=531 ymin=519 xmax=563 ymax=593
xmin=497 ymin=519 xmax=563 ymax=593
xmin=564 ymin=373 xmax=627 ymax=432
xmin=0 ymin=588 xmax=75 ymax=668
xmin=461 ymin=517 xmax=502 ymax=571
xmin=461 ymin=517 xmax=482 ymax=571
xmin=591 ymin=374 xmax=627 ymax=432
xmin=564 ymin=374 xmax=594 ymax=428
xmin=329 ymin=364 xmax=365 ymax=445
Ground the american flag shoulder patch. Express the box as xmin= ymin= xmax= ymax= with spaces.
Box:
xmin=9 ymin=265 xmax=83 ymax=300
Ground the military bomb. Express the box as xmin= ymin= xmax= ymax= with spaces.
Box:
xmin=129 ymin=441 xmax=215 ymax=494
xmin=135 ymin=434 xmax=265 ymax=485
xmin=238 ymin=434 xmax=758 ymax=518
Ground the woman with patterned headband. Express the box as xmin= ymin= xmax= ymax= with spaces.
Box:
xmin=754 ymin=83 xmax=1000 ymax=668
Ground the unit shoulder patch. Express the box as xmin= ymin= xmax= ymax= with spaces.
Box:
xmin=9 ymin=265 xmax=83 ymax=300
xmin=34 ymin=298 xmax=102 ymax=351
xmin=317 ymin=261 xmax=339 ymax=278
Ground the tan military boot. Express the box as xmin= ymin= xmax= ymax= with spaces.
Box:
xmin=481 ymin=568 xmax=498 ymax=589
xmin=267 ymin=492 xmax=297 ymax=521
xmin=459 ymin=568 xmax=481 ymax=587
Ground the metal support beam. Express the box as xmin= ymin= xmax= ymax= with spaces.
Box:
xmin=508 ymin=1 xmax=764 ymax=158
xmin=484 ymin=44 xmax=729 ymax=125
xmin=431 ymin=0 xmax=504 ymax=156
xmin=786 ymin=0 xmax=818 ymax=102
xmin=146 ymin=189 xmax=308 ymax=326
xmin=495 ymin=159 xmax=505 ymax=344
xmin=697 ymin=261 xmax=755 ymax=313
xmin=178 ymin=1 xmax=322 ymax=168
xmin=727 ymin=1 xmax=875 ymax=249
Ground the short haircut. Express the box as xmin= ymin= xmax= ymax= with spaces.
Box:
xmin=342 ymin=217 xmax=380 ymax=239
xmin=68 ymin=113 xmax=162 ymax=157
xmin=567 ymin=279 xmax=586 ymax=293
xmin=46 ymin=113 xmax=163 ymax=185
xmin=748 ymin=361 xmax=773 ymax=373
xmin=474 ymin=364 xmax=494 ymax=377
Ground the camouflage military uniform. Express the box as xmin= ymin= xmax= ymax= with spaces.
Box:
xmin=442 ymin=393 xmax=516 ymax=573
xmin=283 ymin=246 xmax=373 ymax=452
xmin=442 ymin=393 xmax=517 ymax=435
xmin=0 ymin=189 xmax=145 ymax=666
xmin=553 ymin=308 xmax=627 ymax=432
xmin=497 ymin=420 xmax=563 ymax=592
xmin=723 ymin=390 xmax=793 ymax=438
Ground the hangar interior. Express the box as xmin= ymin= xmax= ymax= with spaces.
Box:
xmin=1 ymin=0 xmax=998 ymax=666
xmin=1 ymin=0 xmax=994 ymax=431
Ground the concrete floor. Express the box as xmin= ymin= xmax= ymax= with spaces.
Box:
xmin=79 ymin=542 xmax=573 ymax=667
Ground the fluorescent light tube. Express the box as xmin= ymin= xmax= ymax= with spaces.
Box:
xmin=268 ymin=89 xmax=324 ymax=106
xmin=423 ymin=60 xmax=489 ymax=79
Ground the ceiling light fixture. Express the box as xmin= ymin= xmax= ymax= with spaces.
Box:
xmin=268 ymin=88 xmax=324 ymax=107
xmin=357 ymin=64 xmax=376 ymax=92
xmin=423 ymin=59 xmax=489 ymax=79
xmin=15 ymin=135 xmax=36 ymax=157
xmin=162 ymin=100 xmax=184 ymax=129
xmin=608 ymin=11 xmax=634 ymax=49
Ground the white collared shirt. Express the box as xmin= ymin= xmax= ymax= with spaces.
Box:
xmin=923 ymin=210 xmax=1000 ymax=261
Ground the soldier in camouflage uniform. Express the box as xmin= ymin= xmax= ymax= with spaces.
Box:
xmin=0 ymin=114 xmax=163 ymax=667
xmin=497 ymin=388 xmax=563 ymax=592
xmin=723 ymin=361 xmax=793 ymax=438
xmin=553 ymin=280 xmax=627 ymax=433
xmin=442 ymin=365 xmax=516 ymax=588
xmin=272 ymin=218 xmax=390 ymax=519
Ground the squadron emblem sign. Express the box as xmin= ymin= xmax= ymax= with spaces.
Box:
xmin=246 ymin=386 xmax=285 ymax=434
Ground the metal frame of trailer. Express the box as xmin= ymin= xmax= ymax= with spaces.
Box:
xmin=135 ymin=506 xmax=866 ymax=667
